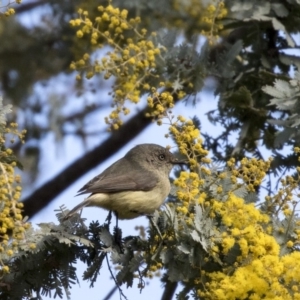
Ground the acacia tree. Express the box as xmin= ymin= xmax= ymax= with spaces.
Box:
xmin=1 ymin=0 xmax=300 ymax=299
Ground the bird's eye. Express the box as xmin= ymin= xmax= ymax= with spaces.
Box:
xmin=158 ymin=154 xmax=166 ymax=161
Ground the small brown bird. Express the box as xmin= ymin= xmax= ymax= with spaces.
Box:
xmin=65 ymin=144 xmax=184 ymax=220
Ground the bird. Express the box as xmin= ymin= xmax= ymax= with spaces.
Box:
xmin=64 ymin=143 xmax=185 ymax=220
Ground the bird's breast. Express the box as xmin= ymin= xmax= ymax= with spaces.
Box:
xmin=87 ymin=178 xmax=171 ymax=219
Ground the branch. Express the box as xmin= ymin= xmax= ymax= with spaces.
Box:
xmin=102 ymin=286 xmax=118 ymax=300
xmin=22 ymin=107 xmax=151 ymax=219
xmin=15 ymin=0 xmax=49 ymax=13
xmin=161 ymin=280 xmax=178 ymax=300
xmin=231 ymin=121 xmax=250 ymax=156
xmin=14 ymin=0 xmax=107 ymax=14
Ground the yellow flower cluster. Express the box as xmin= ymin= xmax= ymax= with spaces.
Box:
xmin=195 ymin=194 xmax=300 ymax=299
xmin=172 ymin=0 xmax=227 ymax=44
xmin=168 ymin=117 xmax=211 ymax=222
xmin=141 ymin=261 xmax=162 ymax=280
xmin=213 ymin=194 xmax=275 ymax=260
xmin=203 ymin=251 xmax=300 ymax=299
xmin=257 ymin=147 xmax=300 ymax=249
xmin=169 ymin=129 xmax=300 ymax=299
xmin=227 ymin=156 xmax=272 ymax=192
xmin=70 ymin=5 xmax=164 ymax=130
xmin=165 ymin=122 xmax=300 ymax=298
xmin=0 ymin=123 xmax=28 ymax=275
xmin=145 ymin=89 xmax=175 ymax=122
xmin=264 ymin=148 xmax=300 ymax=217
xmin=267 ymin=174 xmax=298 ymax=216
xmin=213 ymin=194 xmax=269 ymax=229
xmin=0 ymin=0 xmax=22 ymax=17
xmin=169 ymin=116 xmax=209 ymax=167
xmin=174 ymin=171 xmax=207 ymax=216
xmin=4 ymin=8 xmax=14 ymax=16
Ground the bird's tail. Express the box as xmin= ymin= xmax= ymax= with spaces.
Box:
xmin=63 ymin=199 xmax=91 ymax=219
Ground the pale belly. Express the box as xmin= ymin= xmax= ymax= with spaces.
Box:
xmin=86 ymin=185 xmax=170 ymax=219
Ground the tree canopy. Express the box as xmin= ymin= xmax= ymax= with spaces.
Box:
xmin=0 ymin=0 xmax=300 ymax=299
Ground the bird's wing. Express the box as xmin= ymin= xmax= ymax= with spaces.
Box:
xmin=77 ymin=157 xmax=158 ymax=195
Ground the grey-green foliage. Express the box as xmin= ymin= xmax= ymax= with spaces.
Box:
xmin=196 ymin=0 xmax=300 ymax=184
xmin=262 ymin=71 xmax=300 ymax=148
xmin=0 ymin=168 xmax=218 ymax=298
xmin=0 ymin=207 xmax=152 ymax=299
xmin=230 ymin=1 xmax=294 ymax=46
xmin=271 ymin=216 xmax=300 ymax=256
xmin=0 ymin=209 xmax=92 ymax=299
xmin=1 ymin=162 xmax=300 ymax=299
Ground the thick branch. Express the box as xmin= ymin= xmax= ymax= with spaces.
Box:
xmin=22 ymin=107 xmax=151 ymax=219
xmin=15 ymin=0 xmax=49 ymax=13
xmin=161 ymin=281 xmax=178 ymax=300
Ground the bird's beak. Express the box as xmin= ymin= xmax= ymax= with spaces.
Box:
xmin=172 ymin=158 xmax=188 ymax=165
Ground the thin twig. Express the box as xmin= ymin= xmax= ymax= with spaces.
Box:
xmin=102 ymin=286 xmax=118 ymax=300
xmin=105 ymin=254 xmax=128 ymax=300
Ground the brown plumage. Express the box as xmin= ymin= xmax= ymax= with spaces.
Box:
xmin=65 ymin=144 xmax=184 ymax=219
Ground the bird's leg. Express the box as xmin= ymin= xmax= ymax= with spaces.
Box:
xmin=105 ymin=210 xmax=113 ymax=228
xmin=115 ymin=211 xmax=119 ymax=229
xmin=112 ymin=212 xmax=124 ymax=253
